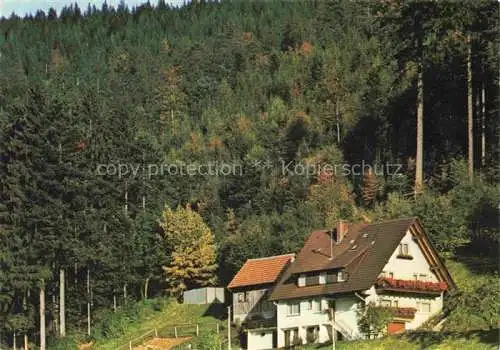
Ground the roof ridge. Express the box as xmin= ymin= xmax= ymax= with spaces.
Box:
xmin=247 ymin=253 xmax=295 ymax=261
xmin=364 ymin=217 xmax=418 ymax=225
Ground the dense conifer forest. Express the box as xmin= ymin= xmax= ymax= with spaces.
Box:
xmin=0 ymin=0 xmax=498 ymax=348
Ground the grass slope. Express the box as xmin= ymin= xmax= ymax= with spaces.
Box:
xmin=92 ymin=300 xmax=225 ymax=350
xmin=310 ymin=330 xmax=498 ymax=350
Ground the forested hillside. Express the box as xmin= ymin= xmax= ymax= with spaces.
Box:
xmin=0 ymin=0 xmax=498 ymax=348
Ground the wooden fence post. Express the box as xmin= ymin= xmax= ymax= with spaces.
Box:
xmin=196 ymin=324 xmax=199 ymax=336
xmin=174 ymin=327 xmax=177 ymax=338
xmin=155 ymin=328 xmax=158 ymax=337
xmin=216 ymin=322 xmax=220 ymax=334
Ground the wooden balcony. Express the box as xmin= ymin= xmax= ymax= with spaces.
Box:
xmin=391 ymin=307 xmax=417 ymax=319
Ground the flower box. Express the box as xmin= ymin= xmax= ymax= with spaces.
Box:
xmin=376 ymin=277 xmax=447 ymax=294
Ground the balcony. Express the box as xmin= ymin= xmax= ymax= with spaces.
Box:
xmin=375 ymin=277 xmax=447 ymax=295
xmin=243 ymin=315 xmax=277 ymax=330
xmin=391 ymin=307 xmax=417 ymax=319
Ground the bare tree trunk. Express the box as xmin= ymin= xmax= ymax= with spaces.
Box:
xmin=23 ymin=293 xmax=28 ymax=350
xmin=171 ymin=109 xmax=175 ymax=135
xmin=144 ymin=277 xmax=150 ymax=300
xmin=415 ymin=61 xmax=424 ymax=196
xmin=87 ymin=268 xmax=91 ymax=336
xmin=40 ymin=281 xmax=46 ymax=350
xmin=481 ymin=82 xmax=486 ymax=167
xmin=13 ymin=331 xmax=16 ymax=350
xmin=59 ymin=269 xmax=66 ymax=337
xmin=123 ymin=284 xmax=127 ymax=304
xmin=467 ymin=34 xmax=474 ymax=181
xmin=124 ymin=182 xmax=128 ymax=214
xmin=113 ymin=294 xmax=117 ymax=312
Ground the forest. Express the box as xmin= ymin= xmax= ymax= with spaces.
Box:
xmin=0 ymin=0 xmax=498 ymax=348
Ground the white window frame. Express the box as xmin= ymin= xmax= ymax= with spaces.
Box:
xmin=237 ymin=292 xmax=245 ymax=303
xmin=319 ymin=272 xmax=326 ymax=284
xmin=399 ymin=243 xmax=409 ymax=255
xmin=287 ymin=302 xmax=300 ymax=316
xmin=417 ymin=301 xmax=431 ymax=313
xmin=298 ymin=274 xmax=306 ymax=287
xmin=337 ymin=270 xmax=346 ymax=282
xmin=312 ymin=299 xmax=321 ymax=313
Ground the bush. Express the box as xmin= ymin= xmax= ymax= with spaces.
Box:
xmin=357 ymin=302 xmax=394 ymax=339
xmin=91 ymin=298 xmax=170 ymax=340
xmin=47 ymin=336 xmax=78 ymax=350
xmin=191 ymin=330 xmax=221 ymax=350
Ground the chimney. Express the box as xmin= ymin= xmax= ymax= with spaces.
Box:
xmin=335 ymin=220 xmax=348 ymax=244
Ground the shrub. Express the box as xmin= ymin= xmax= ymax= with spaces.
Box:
xmin=47 ymin=336 xmax=78 ymax=350
xmin=192 ymin=330 xmax=221 ymax=350
xmin=357 ymin=302 xmax=394 ymax=339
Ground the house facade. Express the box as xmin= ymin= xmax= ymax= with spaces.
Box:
xmin=228 ymin=217 xmax=455 ymax=349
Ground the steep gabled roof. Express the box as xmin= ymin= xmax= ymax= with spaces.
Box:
xmin=268 ymin=217 xmax=455 ymax=301
xmin=228 ymin=254 xmax=295 ymax=289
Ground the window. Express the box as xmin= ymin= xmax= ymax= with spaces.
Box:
xmin=306 ymin=274 xmax=320 ymax=286
xmin=306 ymin=300 xmax=312 ymax=311
xmin=312 ymin=300 xmax=321 ymax=313
xmin=399 ymin=243 xmax=409 ymax=255
xmin=337 ymin=270 xmax=347 ymax=282
xmin=388 ymin=272 xmax=394 ymax=279
xmin=380 ymin=299 xmax=392 ymax=307
xmin=381 ymin=299 xmax=398 ymax=308
xmin=261 ymin=300 xmax=274 ymax=312
xmin=417 ymin=302 xmax=431 ymax=313
xmin=298 ymin=274 xmax=306 ymax=287
xmin=319 ymin=272 xmax=326 ymax=284
xmin=287 ymin=302 xmax=300 ymax=316
xmin=237 ymin=293 xmax=246 ymax=303
xmin=326 ymin=272 xmax=336 ymax=284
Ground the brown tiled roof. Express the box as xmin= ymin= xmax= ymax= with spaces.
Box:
xmin=227 ymin=254 xmax=295 ymax=289
xmin=269 ymin=217 xmax=456 ymax=301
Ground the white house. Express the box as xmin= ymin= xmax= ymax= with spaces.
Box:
xmin=229 ymin=217 xmax=456 ymax=349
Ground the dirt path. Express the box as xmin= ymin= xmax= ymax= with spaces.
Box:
xmin=133 ymin=337 xmax=192 ymax=350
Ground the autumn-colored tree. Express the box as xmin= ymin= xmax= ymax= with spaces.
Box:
xmin=158 ymin=205 xmax=217 ymax=297
xmin=362 ymin=167 xmax=379 ymax=206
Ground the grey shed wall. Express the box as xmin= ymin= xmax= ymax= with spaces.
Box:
xmin=183 ymin=287 xmax=225 ymax=304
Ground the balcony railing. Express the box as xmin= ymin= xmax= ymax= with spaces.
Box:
xmin=391 ymin=307 xmax=417 ymax=319
xmin=376 ymin=277 xmax=447 ymax=294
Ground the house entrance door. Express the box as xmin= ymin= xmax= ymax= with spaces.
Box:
xmin=387 ymin=322 xmax=405 ymax=334
xmin=284 ymin=328 xmax=299 ymax=348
